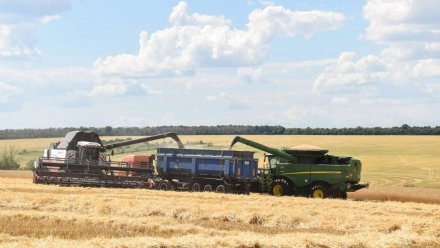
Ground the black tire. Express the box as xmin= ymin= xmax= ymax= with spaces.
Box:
xmin=203 ymin=184 xmax=213 ymax=192
xmin=192 ymin=183 xmax=201 ymax=192
xmin=215 ymin=184 xmax=226 ymax=193
xmin=159 ymin=182 xmax=169 ymax=191
xmin=330 ymin=189 xmax=348 ymax=200
xmin=270 ymin=179 xmax=291 ymax=196
xmin=340 ymin=191 xmax=348 ymax=200
xmin=310 ymin=183 xmax=329 ymax=199
xmin=243 ymin=183 xmax=250 ymax=195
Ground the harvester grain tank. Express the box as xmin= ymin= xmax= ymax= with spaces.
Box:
xmin=229 ymin=136 xmax=368 ymax=198
xmin=33 ymin=131 xmax=184 ymax=188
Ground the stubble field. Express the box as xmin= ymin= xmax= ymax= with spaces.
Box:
xmin=0 ymin=135 xmax=440 ymax=247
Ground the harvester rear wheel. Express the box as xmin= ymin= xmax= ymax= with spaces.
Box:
xmin=203 ymin=184 xmax=213 ymax=192
xmin=311 ymin=184 xmax=329 ymax=199
xmin=215 ymin=184 xmax=226 ymax=193
xmin=330 ymin=189 xmax=347 ymax=200
xmin=270 ymin=179 xmax=291 ymax=196
xmin=192 ymin=183 xmax=201 ymax=192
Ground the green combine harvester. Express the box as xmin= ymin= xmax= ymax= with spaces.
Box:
xmin=229 ymin=136 xmax=368 ymax=199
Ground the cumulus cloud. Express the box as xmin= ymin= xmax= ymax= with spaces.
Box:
xmin=0 ymin=0 xmax=71 ymax=57
xmin=315 ymin=0 xmax=440 ymax=99
xmin=314 ymin=52 xmax=388 ymax=93
xmin=363 ymin=0 xmax=440 ymax=43
xmin=363 ymin=0 xmax=440 ymax=60
xmin=94 ymin=1 xmax=344 ymax=78
xmin=412 ymin=59 xmax=440 ymax=77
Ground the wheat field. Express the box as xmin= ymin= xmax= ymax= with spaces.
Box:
xmin=0 ymin=174 xmax=440 ymax=248
xmin=1 ymin=135 xmax=440 ymax=247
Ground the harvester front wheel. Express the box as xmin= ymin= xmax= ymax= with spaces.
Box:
xmin=270 ymin=179 xmax=291 ymax=196
xmin=311 ymin=184 xmax=329 ymax=199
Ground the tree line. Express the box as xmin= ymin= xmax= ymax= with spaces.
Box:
xmin=0 ymin=124 xmax=439 ymax=139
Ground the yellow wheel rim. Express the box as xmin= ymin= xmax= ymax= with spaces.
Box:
xmin=273 ymin=185 xmax=283 ymax=196
xmin=312 ymin=189 xmax=324 ymax=198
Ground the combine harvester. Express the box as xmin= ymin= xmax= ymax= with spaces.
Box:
xmin=33 ymin=131 xmax=184 ymax=188
xmin=33 ymin=131 xmax=258 ymax=193
xmin=229 ymin=136 xmax=369 ymax=198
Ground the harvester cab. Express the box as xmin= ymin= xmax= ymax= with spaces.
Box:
xmin=76 ymin=141 xmax=103 ymax=164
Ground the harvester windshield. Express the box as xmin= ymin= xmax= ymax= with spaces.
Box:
xmin=77 ymin=142 xmax=102 ymax=163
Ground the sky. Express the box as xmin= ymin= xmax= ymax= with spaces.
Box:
xmin=0 ymin=0 xmax=439 ymax=129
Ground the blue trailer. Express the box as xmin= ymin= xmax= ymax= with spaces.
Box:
xmin=156 ymin=148 xmax=258 ymax=194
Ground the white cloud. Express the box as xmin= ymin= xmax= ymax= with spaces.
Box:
xmin=141 ymin=85 xmax=162 ymax=95
xmin=0 ymin=0 xmax=71 ymax=57
xmin=0 ymin=66 xmax=93 ymax=86
xmin=412 ymin=59 xmax=440 ymax=77
xmin=313 ymin=52 xmax=388 ymax=93
xmin=363 ymin=0 xmax=440 ymax=60
xmin=237 ymin=67 xmax=264 ymax=83
xmin=315 ymin=0 xmax=440 ymax=106
xmin=94 ymin=1 xmax=344 ymax=78
xmin=363 ymin=0 xmax=440 ymax=43
xmin=40 ymin=15 xmax=60 ymax=24
xmin=0 ymin=80 xmax=22 ymax=105
xmin=90 ymin=83 xmax=127 ymax=96
xmin=205 ymin=92 xmax=231 ymax=101
xmin=237 ymin=58 xmax=335 ymax=83
xmin=205 ymin=91 xmax=249 ymax=110
xmin=0 ymin=66 xmax=96 ymax=111
xmin=169 ymin=2 xmax=231 ymax=27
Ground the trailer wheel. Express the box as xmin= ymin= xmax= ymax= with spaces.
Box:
xmin=270 ymin=179 xmax=291 ymax=196
xmin=192 ymin=183 xmax=201 ymax=192
xmin=311 ymin=184 xmax=329 ymax=199
xmin=203 ymin=184 xmax=213 ymax=192
xmin=159 ymin=182 xmax=169 ymax=191
xmin=215 ymin=185 xmax=226 ymax=193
